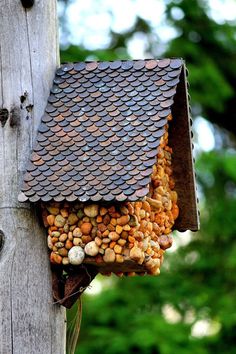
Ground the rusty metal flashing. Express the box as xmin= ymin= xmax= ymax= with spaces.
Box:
xmin=19 ymin=59 xmax=199 ymax=232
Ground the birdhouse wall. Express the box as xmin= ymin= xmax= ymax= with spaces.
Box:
xmin=168 ymin=67 xmax=199 ymax=232
xmin=41 ymin=121 xmax=180 ymax=276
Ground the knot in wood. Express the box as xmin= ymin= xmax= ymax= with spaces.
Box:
xmin=20 ymin=0 xmax=34 ymax=8
xmin=0 ymin=109 xmax=9 ymax=127
xmin=0 ymin=230 xmax=4 ymax=253
xmin=10 ymin=107 xmax=20 ymax=128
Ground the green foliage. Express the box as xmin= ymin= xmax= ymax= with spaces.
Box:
xmin=165 ymin=0 xmax=236 ymax=132
xmin=61 ymin=45 xmax=130 ymax=63
xmin=59 ymin=0 xmax=236 ymax=136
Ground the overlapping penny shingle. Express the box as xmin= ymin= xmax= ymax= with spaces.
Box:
xmin=20 ymin=59 xmax=184 ymax=203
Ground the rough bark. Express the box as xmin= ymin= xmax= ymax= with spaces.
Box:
xmin=0 ymin=1 xmax=66 ymax=353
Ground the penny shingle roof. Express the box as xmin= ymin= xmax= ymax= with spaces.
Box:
xmin=19 ymin=59 xmax=185 ymax=203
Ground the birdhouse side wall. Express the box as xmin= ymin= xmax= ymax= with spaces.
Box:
xmin=41 ymin=122 xmax=180 ymax=276
xmin=169 ymin=67 xmax=199 ymax=232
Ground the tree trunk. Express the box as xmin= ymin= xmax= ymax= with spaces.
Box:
xmin=0 ymin=1 xmax=66 ymax=353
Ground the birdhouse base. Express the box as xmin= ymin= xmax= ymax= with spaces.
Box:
xmin=84 ymin=259 xmax=153 ymax=274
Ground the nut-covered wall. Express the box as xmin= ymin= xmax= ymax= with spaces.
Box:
xmin=42 ymin=120 xmax=179 ymax=276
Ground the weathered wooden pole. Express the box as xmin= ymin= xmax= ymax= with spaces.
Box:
xmin=0 ymin=1 xmax=66 ymax=353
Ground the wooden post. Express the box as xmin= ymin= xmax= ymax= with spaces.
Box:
xmin=0 ymin=1 xmax=66 ymax=353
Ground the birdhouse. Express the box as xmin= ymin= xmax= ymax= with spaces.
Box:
xmin=19 ymin=59 xmax=199 ymax=306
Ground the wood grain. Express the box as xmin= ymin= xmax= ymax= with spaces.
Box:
xmin=0 ymin=1 xmax=66 ymax=353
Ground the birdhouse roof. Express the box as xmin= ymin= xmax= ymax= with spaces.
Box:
xmin=19 ymin=59 xmax=199 ymax=231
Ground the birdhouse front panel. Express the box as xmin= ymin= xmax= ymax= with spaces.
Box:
xmin=19 ymin=59 xmax=199 ymax=277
